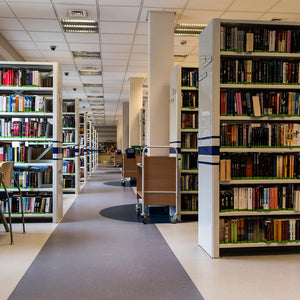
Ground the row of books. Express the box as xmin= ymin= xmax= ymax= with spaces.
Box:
xmin=182 ymin=90 xmax=198 ymax=108
xmin=63 ymin=177 xmax=74 ymax=189
xmin=1 ymin=197 xmax=52 ymax=214
xmin=220 ymin=185 xmax=294 ymax=211
xmin=13 ymin=171 xmax=39 ymax=188
xmin=79 ymin=115 xmax=84 ymax=123
xmin=181 ymin=112 xmax=198 ymax=129
xmin=0 ymin=95 xmax=52 ymax=113
xmin=0 ymin=146 xmax=27 ymax=162
xmin=181 ymin=153 xmax=198 ymax=170
xmin=79 ymin=148 xmax=85 ymax=156
xmin=181 ymin=68 xmax=198 ymax=87
xmin=220 ymin=26 xmax=300 ymax=53
xmin=220 ymin=123 xmax=300 ymax=147
xmin=63 ymin=102 xmax=75 ymax=113
xmin=220 ymin=153 xmax=300 ymax=180
xmin=220 ymin=91 xmax=300 ymax=116
xmin=0 ymin=69 xmax=41 ymax=87
xmin=63 ymin=161 xmax=74 ymax=173
xmin=181 ymin=132 xmax=197 ymax=149
xmin=181 ymin=195 xmax=198 ymax=212
xmin=63 ymin=116 xmax=75 ymax=128
xmin=63 ymin=148 xmax=75 ymax=158
xmin=180 ymin=174 xmax=198 ymax=191
xmin=80 ymin=157 xmax=84 ymax=167
xmin=63 ymin=131 xmax=75 ymax=143
xmin=0 ymin=119 xmax=52 ymax=138
xmin=220 ymin=59 xmax=300 ymax=84
xmin=220 ymin=217 xmax=300 ymax=243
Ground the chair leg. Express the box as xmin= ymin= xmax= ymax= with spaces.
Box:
xmin=6 ymin=198 xmax=13 ymax=245
xmin=19 ymin=196 xmax=25 ymax=233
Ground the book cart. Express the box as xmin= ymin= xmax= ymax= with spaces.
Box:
xmin=0 ymin=61 xmax=63 ymax=223
xmin=121 ymin=148 xmax=142 ymax=186
xmin=198 ymin=18 xmax=300 ymax=258
xmin=136 ymin=146 xmax=180 ymax=224
xmin=79 ymin=112 xmax=87 ymax=185
xmin=170 ymin=65 xmax=199 ymax=217
xmin=62 ymin=98 xmax=79 ymax=194
xmin=114 ymin=150 xmax=122 ymax=167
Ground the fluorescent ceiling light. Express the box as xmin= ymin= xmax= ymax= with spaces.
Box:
xmin=61 ymin=19 xmax=98 ymax=33
xmin=174 ymin=23 xmax=206 ymax=36
xmin=79 ymin=70 xmax=102 ymax=76
xmin=72 ymin=51 xmax=101 ymax=59
xmin=83 ymin=83 xmax=103 ymax=88
xmin=174 ymin=54 xmax=187 ymax=62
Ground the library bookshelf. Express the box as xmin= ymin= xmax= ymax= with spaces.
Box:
xmin=198 ymin=19 xmax=300 ymax=257
xmin=0 ymin=61 xmax=63 ymax=223
xmin=170 ymin=65 xmax=198 ymax=217
xmin=62 ymin=99 xmax=79 ymax=194
xmin=79 ymin=112 xmax=87 ymax=185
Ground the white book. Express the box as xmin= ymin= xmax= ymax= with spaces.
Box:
xmin=234 ymin=188 xmax=239 ymax=210
xmin=282 ymin=186 xmax=286 ymax=209
xmin=247 ymin=187 xmax=252 ymax=210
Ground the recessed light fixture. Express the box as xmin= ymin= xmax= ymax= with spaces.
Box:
xmin=88 ymin=95 xmax=104 ymax=99
xmin=79 ymin=70 xmax=102 ymax=76
xmin=83 ymin=83 xmax=103 ymax=88
xmin=72 ymin=51 xmax=101 ymax=59
xmin=174 ymin=54 xmax=187 ymax=62
xmin=61 ymin=19 xmax=99 ymax=33
xmin=174 ymin=23 xmax=207 ymax=36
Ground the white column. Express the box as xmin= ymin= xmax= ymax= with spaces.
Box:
xmin=117 ymin=116 xmax=123 ymax=150
xmin=129 ymin=77 xmax=144 ymax=147
xmin=122 ymin=102 xmax=129 ymax=151
xmin=147 ymin=11 xmax=174 ymax=155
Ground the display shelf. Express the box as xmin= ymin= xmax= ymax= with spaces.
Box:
xmin=0 ymin=61 xmax=62 ymax=223
xmin=198 ymin=19 xmax=300 ymax=257
xmin=79 ymin=113 xmax=87 ymax=184
xmin=170 ymin=65 xmax=199 ymax=216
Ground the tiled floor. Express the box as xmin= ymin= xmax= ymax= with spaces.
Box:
xmin=2 ymin=167 xmax=300 ymax=300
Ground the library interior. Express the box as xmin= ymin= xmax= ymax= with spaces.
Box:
xmin=0 ymin=0 xmax=300 ymax=299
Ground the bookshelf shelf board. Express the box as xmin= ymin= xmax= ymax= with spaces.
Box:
xmin=220 ymin=147 xmax=300 ymax=153
xmin=63 ymin=173 xmax=75 ymax=176
xmin=181 ymin=128 xmax=198 ymax=133
xmin=181 ymin=148 xmax=198 ymax=152
xmin=181 ymin=211 xmax=198 ymax=215
xmin=63 ymin=143 xmax=76 ymax=146
xmin=221 ymin=179 xmax=300 ymax=185
xmin=63 ymin=157 xmax=76 ymax=160
xmin=63 ymin=188 xmax=75 ymax=192
xmin=0 ymin=137 xmax=53 ymax=142
xmin=220 ymin=116 xmax=300 ymax=121
xmin=14 ymin=162 xmax=53 ymax=167
xmin=5 ymin=213 xmax=53 ymax=218
xmin=0 ymin=112 xmax=53 ymax=118
xmin=180 ymin=169 xmax=198 ymax=174
xmin=181 ymin=107 xmax=199 ymax=111
xmin=221 ymin=51 xmax=300 ymax=59
xmin=63 ymin=127 xmax=75 ymax=130
xmin=181 ymin=190 xmax=198 ymax=194
xmin=0 ymin=187 xmax=53 ymax=192
xmin=219 ymin=242 xmax=300 ymax=248
xmin=63 ymin=112 xmax=75 ymax=115
xmin=219 ymin=210 xmax=300 ymax=217
xmin=181 ymin=86 xmax=198 ymax=90
xmin=220 ymin=84 xmax=300 ymax=90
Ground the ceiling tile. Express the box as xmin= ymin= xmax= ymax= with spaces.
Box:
xmin=42 ymin=50 xmax=73 ymax=59
xmin=174 ymin=36 xmax=198 ymax=47
xmin=81 ymin=76 xmax=102 ymax=84
xmin=136 ymin=22 xmax=147 ymax=34
xmin=29 ymin=31 xmax=65 ymax=42
xmin=131 ymin=44 xmax=147 ymax=53
xmin=228 ymin=0 xmax=277 ymax=12
xmin=174 ymin=46 xmax=196 ymax=55
xmin=127 ymin=66 xmax=147 ymax=72
xmin=60 ymin=64 xmax=77 ymax=71
xmin=129 ymin=60 xmax=147 ymax=67
xmin=100 ymin=21 xmax=136 ymax=34
xmin=23 ymin=57 xmax=46 ymax=62
xmin=103 ymin=65 xmax=127 ymax=72
xmin=129 ymin=53 xmax=147 ymax=60
xmin=46 ymin=56 xmax=74 ymax=64
xmin=35 ymin=41 xmax=69 ymax=51
xmin=69 ymin=43 xmax=100 ymax=52
xmin=20 ymin=19 xmax=61 ymax=32
xmin=1 ymin=30 xmax=31 ymax=41
xmin=9 ymin=3 xmax=56 ymax=19
xmin=260 ymin=12 xmax=300 ymax=22
xmin=99 ymin=6 xmax=140 ymax=22
xmin=0 ymin=18 xmax=23 ymax=30
xmin=143 ymin=0 xmax=186 ymax=8
xmin=65 ymin=33 xmax=99 ymax=44
xmin=270 ymin=0 xmax=300 ymax=13
xmin=101 ymin=44 xmax=131 ymax=53
xmin=98 ymin=0 xmax=140 ymax=5
xmin=0 ymin=3 xmax=15 ymax=18
xmin=75 ymin=58 xmax=101 ymax=67
xmin=101 ymin=34 xmax=133 ymax=44
xmin=134 ymin=34 xmax=147 ymax=45
xmin=102 ymin=59 xmax=127 ymax=67
xmin=102 ymin=52 xmax=130 ymax=60
xmin=53 ymin=0 xmax=96 ymax=4
xmin=102 ymin=71 xmax=125 ymax=79
xmin=54 ymin=4 xmax=97 ymax=20
xmin=221 ymin=11 xmax=265 ymax=20
xmin=179 ymin=10 xmax=222 ymax=24
xmin=9 ymin=41 xmax=37 ymax=50
xmin=20 ymin=50 xmax=43 ymax=57
xmin=187 ymin=0 xmax=233 ymax=10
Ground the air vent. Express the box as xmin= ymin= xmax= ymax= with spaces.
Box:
xmin=68 ymin=9 xmax=88 ymax=18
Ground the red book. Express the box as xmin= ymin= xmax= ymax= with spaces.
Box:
xmin=220 ymin=92 xmax=226 ymax=115
xmin=25 ymin=121 xmax=29 ymax=137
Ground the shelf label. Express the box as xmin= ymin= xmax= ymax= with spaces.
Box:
xmin=199 ymin=72 xmax=207 ymax=83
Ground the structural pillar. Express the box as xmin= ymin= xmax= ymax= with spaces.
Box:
xmin=147 ymin=11 xmax=174 ymax=154
xmin=122 ymin=102 xmax=129 ymax=151
xmin=116 ymin=116 xmax=123 ymax=150
xmin=129 ymin=77 xmax=144 ymax=147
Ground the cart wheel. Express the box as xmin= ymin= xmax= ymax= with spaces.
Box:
xmin=143 ymin=216 xmax=148 ymax=224
xmin=171 ymin=214 xmax=180 ymax=224
xmin=135 ymin=204 xmax=140 ymax=216
xmin=121 ymin=180 xmax=125 ymax=186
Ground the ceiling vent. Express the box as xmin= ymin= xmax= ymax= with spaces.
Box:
xmin=68 ymin=9 xmax=88 ymax=18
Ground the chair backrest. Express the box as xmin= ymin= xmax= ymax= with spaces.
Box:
xmin=0 ymin=162 xmax=14 ymax=187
